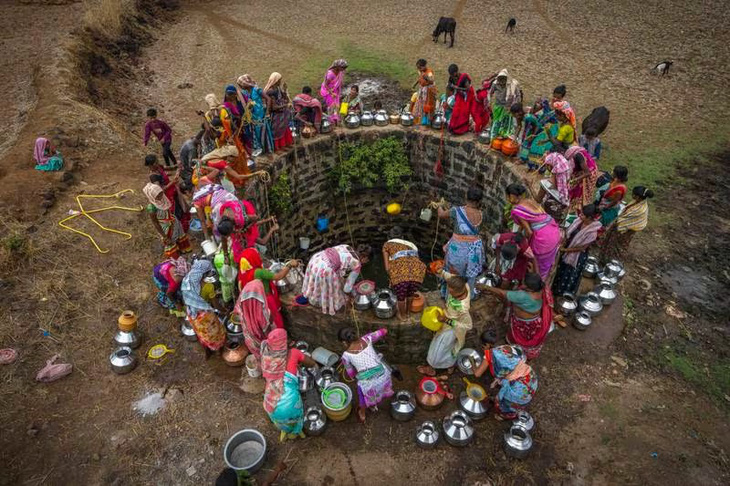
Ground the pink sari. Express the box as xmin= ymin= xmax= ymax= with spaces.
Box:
xmin=320 ymin=69 xmax=344 ymax=122
xmin=565 ymin=146 xmax=598 ymax=206
xmin=511 ymin=205 xmax=560 ymax=280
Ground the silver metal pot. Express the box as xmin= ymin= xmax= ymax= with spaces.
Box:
xmin=504 ymin=425 xmax=533 ymax=459
xmin=400 ymin=112 xmax=415 ymax=127
xmin=459 ymin=391 xmax=490 ymax=420
xmin=374 ymin=110 xmax=389 ymax=126
xmin=456 ymin=348 xmax=482 ymax=375
xmin=390 ymin=390 xmax=417 ymax=422
xmin=299 ymin=367 xmax=314 ymax=393
xmin=320 ymin=117 xmax=333 ymax=134
xmin=181 ymin=320 xmax=198 ymax=341
xmin=583 ymin=256 xmax=601 ymax=279
xmin=294 ymin=341 xmax=310 ymax=354
xmin=512 ymin=411 xmax=535 ymax=433
xmin=371 ymin=289 xmax=397 ymax=319
xmin=353 ymin=292 xmax=372 ymax=311
xmin=225 ymin=314 xmax=244 ymax=343
xmin=432 ymin=112 xmax=446 ymax=130
xmin=595 ymin=282 xmax=618 ymax=305
xmin=442 ymin=410 xmax=475 ymax=447
xmin=315 ymin=366 xmax=337 ymax=392
xmin=597 ymin=271 xmax=619 ymax=286
xmin=223 ymin=429 xmax=267 ymax=473
xmin=344 ymin=112 xmax=360 ymax=129
xmin=478 ymin=128 xmax=491 ymax=144
xmin=360 ymin=111 xmax=374 ymax=126
xmin=415 ymin=421 xmax=441 ymax=449
xmin=109 ymin=347 xmax=137 ymax=375
xmin=556 ymin=294 xmax=579 ymax=316
xmin=608 ymin=259 xmax=626 ymax=280
xmin=303 ymin=406 xmax=327 ymax=436
xmin=573 ymin=310 xmax=593 ymax=331
xmin=268 ymin=261 xmax=294 ymax=294
xmin=113 ymin=329 xmax=141 ymax=349
xmin=579 ymin=292 xmax=603 ymax=316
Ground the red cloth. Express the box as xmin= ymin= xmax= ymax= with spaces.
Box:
xmin=506 ymin=287 xmax=553 ymax=359
xmin=473 ymin=84 xmax=491 ymax=133
xmin=496 ymin=233 xmax=531 ymax=283
xmin=238 ymin=247 xmax=263 ymax=289
xmin=449 ymin=73 xmax=476 ymax=135
xmin=286 ymin=348 xmax=305 ymax=374
xmin=274 ymin=129 xmax=293 ymax=150
xmin=266 ymin=291 xmax=284 ymax=329
xmin=242 ymin=200 xmax=260 ymax=248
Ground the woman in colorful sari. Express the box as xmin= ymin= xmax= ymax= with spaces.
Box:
xmin=447 ymin=64 xmax=477 ymax=135
xmin=153 ymin=256 xmax=189 ymax=317
xmin=264 ymin=73 xmax=293 ymax=151
xmin=507 ymin=183 xmax=561 ymax=281
xmin=565 ymin=146 xmax=599 ymax=208
xmin=478 ymin=273 xmax=552 ymax=359
xmin=383 ymin=227 xmax=426 ymax=320
xmin=543 ymin=152 xmax=572 ymax=206
xmin=236 ymin=74 xmax=273 ymax=155
xmin=419 ymin=272 xmax=473 ymax=376
xmin=300 ymin=244 xmax=371 ymax=315
xmin=599 ymin=186 xmax=653 ymax=262
xmin=411 ymin=59 xmax=438 ymax=126
xmin=221 ymin=85 xmax=250 ymax=159
xmin=192 ymin=179 xmax=238 ymax=241
xmin=510 ymin=103 xmax=541 ymax=164
xmin=339 ymin=327 xmax=395 ymax=423
xmin=547 ymin=101 xmax=577 ymax=150
xmin=33 ymin=137 xmax=63 ymax=171
xmin=474 ymin=344 xmax=538 ymax=419
xmin=597 ymin=165 xmax=628 ymax=226
xmin=181 ymin=259 xmax=227 ymax=356
xmin=553 ymin=204 xmax=603 ymax=296
xmin=519 ymin=98 xmax=558 ymax=160
xmin=261 ymin=328 xmax=316 ymax=442
xmin=234 ymin=279 xmax=276 ymax=358
xmin=489 ymin=69 xmax=522 ymax=139
xmin=143 ymin=182 xmax=192 ymax=259
xmin=438 ymin=187 xmax=485 ymax=297
xmin=490 ymin=232 xmax=538 ymax=289
xmin=292 ymin=86 xmax=323 ymax=132
xmin=320 ymin=59 xmax=348 ymax=124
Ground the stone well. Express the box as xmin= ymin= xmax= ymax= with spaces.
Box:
xmin=251 ymin=125 xmax=525 ymax=363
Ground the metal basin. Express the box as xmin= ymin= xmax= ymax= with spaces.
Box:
xmin=223 ymin=429 xmax=267 ymax=473
xmin=456 ymin=348 xmax=482 ymax=375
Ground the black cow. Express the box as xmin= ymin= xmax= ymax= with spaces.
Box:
xmin=653 ymin=60 xmax=673 ymax=76
xmin=433 ymin=17 xmax=456 ymax=47
xmin=505 ymin=18 xmax=516 ymax=34
xmin=582 ymin=106 xmax=610 ymax=137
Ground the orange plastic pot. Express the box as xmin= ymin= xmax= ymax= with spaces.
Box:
xmin=410 ymin=292 xmax=425 ymax=313
xmin=490 ymin=138 xmax=504 ymax=151
xmin=501 ymin=139 xmax=519 ymax=156
xmin=118 ymin=310 xmax=138 ymax=332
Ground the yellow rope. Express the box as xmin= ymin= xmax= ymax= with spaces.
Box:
xmin=428 ymin=199 xmax=446 ymax=262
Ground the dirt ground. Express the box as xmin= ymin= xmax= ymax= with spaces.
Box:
xmin=1 ymin=1 xmax=729 ymax=485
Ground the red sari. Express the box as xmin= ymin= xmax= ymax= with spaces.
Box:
xmin=449 ymin=73 xmax=476 ymax=135
xmin=507 ymin=287 xmax=553 ymax=360
xmin=238 ymin=248 xmax=284 ymax=329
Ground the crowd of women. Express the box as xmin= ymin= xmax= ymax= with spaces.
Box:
xmin=137 ymin=57 xmax=655 ymax=443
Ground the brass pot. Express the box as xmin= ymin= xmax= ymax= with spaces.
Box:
xmin=222 ymin=342 xmax=249 ymax=367
xmin=389 ymin=113 xmax=400 ymax=124
xmin=117 ymin=310 xmax=137 ymax=332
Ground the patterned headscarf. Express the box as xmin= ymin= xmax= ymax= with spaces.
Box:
xmin=329 ymin=59 xmax=348 ymax=70
xmin=204 ymin=94 xmax=221 ymax=110
xmin=261 ymin=328 xmax=288 ymax=413
xmin=169 ymin=257 xmax=190 ymax=277
xmin=553 ymin=100 xmax=576 ymax=130
xmin=236 ymin=74 xmax=256 ymax=89
xmin=142 ymin=182 xmax=172 ymax=210
xmin=263 ymin=72 xmax=282 ymax=93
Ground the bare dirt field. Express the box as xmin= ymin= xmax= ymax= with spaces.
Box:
xmin=1 ymin=1 xmax=729 ymax=485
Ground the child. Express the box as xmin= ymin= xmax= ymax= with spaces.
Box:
xmin=347 ymin=85 xmax=362 ymax=114
xmin=437 ymin=86 xmax=455 ymax=124
xmin=143 ymin=108 xmax=177 ymax=167
xmin=579 ymin=127 xmax=602 ymax=160
xmin=418 ymin=272 xmax=473 ymax=376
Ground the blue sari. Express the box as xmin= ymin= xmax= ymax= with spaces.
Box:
xmin=488 ymin=345 xmax=538 ymax=419
xmin=443 ymin=206 xmax=484 ymax=298
xmin=268 ymin=372 xmax=304 ymax=434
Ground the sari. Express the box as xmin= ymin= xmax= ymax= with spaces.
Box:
xmin=448 ymin=73 xmax=476 ymax=135
xmin=143 ymin=183 xmax=191 ymax=259
xmin=240 ymin=84 xmax=274 ymax=153
xmin=487 ymin=345 xmax=538 ymax=419
xmin=262 ymin=329 xmax=304 ymax=435
xmin=427 ymin=282 xmax=473 ymax=369
xmin=301 ymin=245 xmax=362 ymax=315
xmin=33 ymin=138 xmax=63 ymax=172
xmin=489 ymin=69 xmax=521 ymax=138
xmin=544 ymin=153 xmax=572 ymax=206
xmin=517 ymin=112 xmax=541 ymax=162
xmin=292 ymin=93 xmax=323 ymax=127
xmin=153 ymin=257 xmax=189 ymax=310
xmin=511 ymin=205 xmax=561 ymax=281
xmin=565 ymin=146 xmax=599 ymax=207
xmin=553 ymin=218 xmax=602 ymax=296
xmin=234 ymin=280 xmax=275 ymax=358
xmin=320 ymin=62 xmax=345 ymax=123
xmin=181 ymin=260 xmax=226 ymax=351
xmin=599 ymin=200 xmax=648 ymax=261
xmin=598 ymin=184 xmax=627 ymax=226
xmin=341 ymin=329 xmax=394 ymax=408
xmin=506 ymin=287 xmax=553 ymax=359
xmin=443 ymin=206 xmax=484 ymax=296
xmin=411 ymin=68 xmax=438 ymax=125
xmin=266 ymin=86 xmax=293 ymax=150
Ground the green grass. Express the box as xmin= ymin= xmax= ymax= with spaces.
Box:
xmin=291 ymin=41 xmax=414 ymax=92
xmin=664 ymin=349 xmax=730 ymax=406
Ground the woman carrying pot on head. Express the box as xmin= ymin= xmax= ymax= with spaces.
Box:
xmin=473 ymin=344 xmax=538 ymax=420
xmin=597 ymin=165 xmax=629 ymax=227
xmin=553 ymin=204 xmax=603 ymax=296
xmin=477 ymin=273 xmax=552 ymax=359
xmin=300 ymin=244 xmax=372 ymax=316
xmin=320 ymin=59 xmax=348 ymax=124
xmin=181 ymin=259 xmax=227 ymax=358
xmin=506 ymin=183 xmax=561 ymax=282
xmin=339 ymin=327 xmax=396 ymax=424
xmin=438 ymin=186 xmax=486 ymax=298
xmin=261 ymin=328 xmax=317 ymax=442
xmin=153 ymin=256 xmax=189 ymax=317
xmin=599 ymin=186 xmax=653 ymax=262
xmin=418 ymin=272 xmax=473 ymax=376
xmin=383 ymin=227 xmax=427 ymax=320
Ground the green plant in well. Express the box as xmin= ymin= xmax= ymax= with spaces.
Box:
xmin=269 ymin=171 xmax=293 ymax=217
xmin=330 ymin=137 xmax=412 ymax=194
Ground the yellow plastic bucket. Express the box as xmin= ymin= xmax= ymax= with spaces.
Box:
xmin=421 ymin=306 xmax=444 ymax=332
xmin=339 ymin=102 xmax=349 ymax=116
